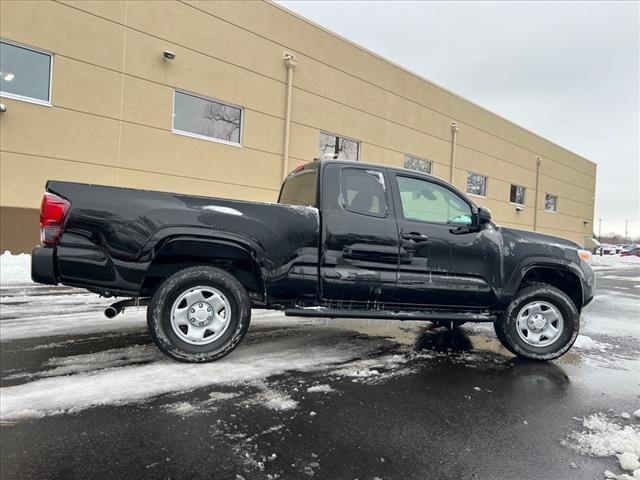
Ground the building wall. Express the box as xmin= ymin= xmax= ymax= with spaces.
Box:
xmin=0 ymin=0 xmax=596 ymax=253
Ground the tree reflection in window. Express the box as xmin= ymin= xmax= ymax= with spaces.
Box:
xmin=173 ymin=91 xmax=242 ymax=144
xmin=319 ymin=132 xmax=359 ymax=161
xmin=404 ymin=155 xmax=432 ymax=174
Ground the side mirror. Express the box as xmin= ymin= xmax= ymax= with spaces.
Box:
xmin=477 ymin=207 xmax=492 ymax=225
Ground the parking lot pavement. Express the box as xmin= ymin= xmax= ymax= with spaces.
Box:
xmin=1 ymin=265 xmax=639 ymax=480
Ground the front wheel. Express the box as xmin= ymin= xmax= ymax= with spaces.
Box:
xmin=147 ymin=266 xmax=251 ymax=362
xmin=494 ymin=284 xmax=579 ymax=361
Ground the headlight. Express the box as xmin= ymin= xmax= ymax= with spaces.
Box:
xmin=578 ymin=249 xmax=592 ymax=265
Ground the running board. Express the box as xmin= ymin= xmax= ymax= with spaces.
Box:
xmin=285 ymin=307 xmax=496 ymax=322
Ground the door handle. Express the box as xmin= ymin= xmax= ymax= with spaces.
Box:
xmin=401 ymin=232 xmax=429 ymax=242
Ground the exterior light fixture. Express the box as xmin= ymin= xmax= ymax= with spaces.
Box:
xmin=163 ymin=50 xmax=176 ymax=60
xmin=3 ymin=73 xmax=15 ymax=81
xmin=515 ymin=205 xmax=524 ymax=212
xmin=0 ymin=103 xmax=6 ymax=112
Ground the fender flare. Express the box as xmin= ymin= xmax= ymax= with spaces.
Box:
xmin=138 ymin=226 xmax=269 ymax=297
xmin=506 ymin=256 xmax=585 ymax=299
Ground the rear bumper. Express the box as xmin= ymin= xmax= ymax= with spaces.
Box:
xmin=31 ymin=247 xmax=58 ymax=285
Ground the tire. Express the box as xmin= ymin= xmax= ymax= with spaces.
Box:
xmin=147 ymin=266 xmax=251 ymax=362
xmin=494 ymin=284 xmax=579 ymax=361
xmin=493 ymin=320 xmax=517 ymax=356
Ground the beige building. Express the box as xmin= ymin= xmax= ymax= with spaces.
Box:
xmin=0 ymin=0 xmax=596 ymax=253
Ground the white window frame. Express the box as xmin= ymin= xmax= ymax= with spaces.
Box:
xmin=0 ymin=38 xmax=53 ymax=107
xmin=466 ymin=171 xmax=488 ymax=198
xmin=545 ymin=193 xmax=558 ymax=213
xmin=509 ymin=183 xmax=526 ymax=206
xmin=172 ymin=89 xmax=243 ymax=147
xmin=319 ymin=131 xmax=360 ymax=161
xmin=404 ymin=154 xmax=433 ymax=174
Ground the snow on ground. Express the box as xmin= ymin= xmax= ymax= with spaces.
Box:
xmin=330 ymin=354 xmax=418 ymax=384
xmin=306 ymin=384 xmax=334 ymax=393
xmin=0 ymin=327 xmax=395 ymax=421
xmin=246 ymin=386 xmax=299 ymax=411
xmin=564 ymin=413 xmax=640 ymax=479
xmin=0 ymin=287 xmax=148 ymax=341
xmin=574 ymin=335 xmax=612 ymax=352
xmin=0 ymin=251 xmax=31 ymax=284
xmin=592 ymin=254 xmax=640 ymax=270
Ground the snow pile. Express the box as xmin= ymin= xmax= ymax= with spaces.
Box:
xmin=162 ymin=391 xmax=241 ymax=417
xmin=162 ymin=401 xmax=200 ymax=416
xmin=592 ymin=255 xmax=640 ymax=269
xmin=330 ymin=354 xmax=415 ymax=383
xmin=574 ymin=335 xmax=612 ymax=352
xmin=207 ymin=391 xmax=240 ymax=402
xmin=564 ymin=413 xmax=640 ymax=479
xmin=306 ymin=384 xmax=334 ymax=393
xmin=0 ymin=251 xmax=32 ymax=284
xmin=249 ymin=388 xmax=298 ymax=411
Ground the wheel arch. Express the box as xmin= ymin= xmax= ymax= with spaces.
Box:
xmin=140 ymin=234 xmax=266 ymax=303
xmin=514 ymin=262 xmax=584 ymax=311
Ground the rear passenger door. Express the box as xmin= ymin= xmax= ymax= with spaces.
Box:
xmin=320 ymin=163 xmax=400 ymax=303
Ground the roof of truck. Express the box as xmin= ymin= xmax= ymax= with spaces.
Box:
xmin=303 ymin=158 xmax=442 ymax=181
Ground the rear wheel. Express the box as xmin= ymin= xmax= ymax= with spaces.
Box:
xmin=494 ymin=284 xmax=579 ymax=361
xmin=147 ymin=266 xmax=251 ymax=362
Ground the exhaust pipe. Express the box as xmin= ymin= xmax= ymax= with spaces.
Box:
xmin=104 ymin=298 xmax=149 ymax=319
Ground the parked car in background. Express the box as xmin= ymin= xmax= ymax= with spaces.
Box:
xmin=597 ymin=245 xmax=614 ymax=255
xmin=621 ymin=247 xmax=640 ymax=257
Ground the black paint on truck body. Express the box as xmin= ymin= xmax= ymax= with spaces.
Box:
xmin=32 ymin=160 xmax=595 ymax=314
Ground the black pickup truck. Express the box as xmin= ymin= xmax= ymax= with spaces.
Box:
xmin=32 ymin=160 xmax=595 ymax=362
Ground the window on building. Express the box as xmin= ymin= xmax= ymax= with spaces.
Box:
xmin=0 ymin=40 xmax=52 ymax=104
xmin=510 ymin=184 xmax=526 ymax=205
xmin=404 ymin=155 xmax=432 ymax=174
xmin=466 ymin=172 xmax=487 ymax=197
xmin=173 ymin=90 xmax=242 ymax=144
xmin=340 ymin=167 xmax=387 ymax=217
xmin=319 ymin=132 xmax=359 ymax=161
xmin=279 ymin=169 xmax=317 ymax=207
xmin=396 ymin=176 xmax=472 ymax=225
xmin=545 ymin=193 xmax=558 ymax=212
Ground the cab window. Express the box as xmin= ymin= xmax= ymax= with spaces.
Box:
xmin=396 ymin=176 xmax=472 ymax=225
xmin=279 ymin=169 xmax=317 ymax=207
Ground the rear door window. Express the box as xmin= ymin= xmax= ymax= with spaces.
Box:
xmin=340 ymin=168 xmax=388 ymax=217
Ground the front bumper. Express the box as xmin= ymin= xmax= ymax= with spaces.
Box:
xmin=31 ymin=247 xmax=58 ymax=285
xmin=581 ymin=263 xmax=596 ymax=307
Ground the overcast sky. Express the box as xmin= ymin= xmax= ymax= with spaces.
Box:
xmin=279 ymin=0 xmax=639 ymax=237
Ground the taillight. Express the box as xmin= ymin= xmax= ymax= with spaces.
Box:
xmin=40 ymin=193 xmax=71 ymax=246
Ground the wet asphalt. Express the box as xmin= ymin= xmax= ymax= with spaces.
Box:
xmin=1 ymin=265 xmax=639 ymax=480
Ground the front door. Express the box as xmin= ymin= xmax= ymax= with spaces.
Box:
xmin=320 ymin=163 xmax=399 ymax=304
xmin=389 ymin=172 xmax=501 ymax=307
